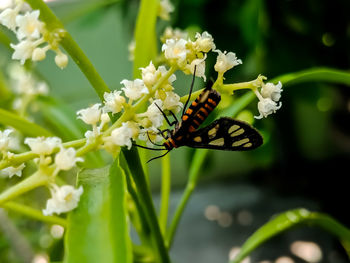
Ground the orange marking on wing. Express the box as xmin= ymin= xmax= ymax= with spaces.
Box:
xmin=197 ymin=114 xmax=205 ymax=121
xmin=191 ymin=101 xmax=198 ymax=107
xmin=186 ymin=108 xmax=193 ymax=115
xmin=208 ymin=98 xmax=217 ymax=106
xmin=193 ymin=119 xmax=200 ymax=126
xmin=204 ymin=103 xmax=213 ymax=111
xmin=189 ymin=126 xmax=196 ymax=132
xmin=200 ymin=107 xmax=208 ymax=116
xmin=182 ymin=115 xmax=189 ymax=121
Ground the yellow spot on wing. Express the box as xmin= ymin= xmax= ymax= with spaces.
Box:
xmin=243 ymin=142 xmax=253 ymax=148
xmin=194 ymin=136 xmax=202 ymax=142
xmin=208 ymin=124 xmax=219 ymax=139
xmin=199 ymin=90 xmax=210 ymax=103
xmin=209 ymin=138 xmax=225 ymax=146
xmin=230 ymin=128 xmax=245 ymax=137
xmin=228 ymin=125 xmax=240 ymax=134
xmin=232 ymin=138 xmax=249 ymax=147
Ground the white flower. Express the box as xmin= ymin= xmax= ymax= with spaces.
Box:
xmin=16 ymin=10 xmax=43 ymax=40
xmin=161 ymin=27 xmax=188 ymax=42
xmin=0 ymin=0 xmax=14 ymax=10
xmin=138 ymin=99 xmax=164 ymax=128
xmin=10 ymin=39 xmax=38 ymax=64
xmin=0 ymin=7 xmax=18 ymax=30
xmin=55 ymin=52 xmax=68 ymax=69
xmin=43 ymin=184 xmax=84 ymax=216
xmin=255 ymin=98 xmax=282 ymax=119
xmin=140 ymin=61 xmax=159 ymax=87
xmin=163 ymin=91 xmax=183 ymax=113
xmin=214 ymin=50 xmax=242 ymax=74
xmin=261 ymin=81 xmax=283 ymax=102
xmin=1 ymin=163 xmax=25 ymax=178
xmin=194 ymin=31 xmax=215 ymax=53
xmin=55 ymin=147 xmax=83 ymax=171
xmin=158 ymin=0 xmax=174 ymax=20
xmin=103 ymin=90 xmax=125 ymax=114
xmin=162 ymin=38 xmax=188 ymax=66
xmin=77 ymin=103 xmax=102 ymax=126
xmin=121 ymin=79 xmax=148 ymax=100
xmin=108 ymin=122 xmax=134 ymax=149
xmin=24 ymin=136 xmax=62 ymax=155
xmin=0 ymin=129 xmax=13 ymax=152
xmin=186 ymin=55 xmax=207 ymax=81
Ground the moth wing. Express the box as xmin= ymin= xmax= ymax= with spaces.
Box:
xmin=186 ymin=117 xmax=263 ymax=150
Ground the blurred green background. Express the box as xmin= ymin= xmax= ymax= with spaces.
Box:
xmin=1 ymin=0 xmax=350 ymax=262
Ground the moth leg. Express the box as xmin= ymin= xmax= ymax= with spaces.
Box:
xmin=146 ymin=131 xmax=164 ymax=147
xmin=154 ymin=103 xmax=178 ymax=127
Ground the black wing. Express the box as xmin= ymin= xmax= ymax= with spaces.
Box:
xmin=186 ymin=117 xmax=263 ymax=151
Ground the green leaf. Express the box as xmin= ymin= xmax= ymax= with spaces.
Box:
xmin=230 ymin=208 xmax=350 ymax=263
xmin=0 ymin=108 xmax=53 ymax=137
xmin=133 ymin=0 xmax=158 ymax=77
xmin=64 ymin=160 xmax=132 ymax=263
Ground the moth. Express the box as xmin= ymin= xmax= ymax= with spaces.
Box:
xmin=134 ymin=74 xmax=263 ymax=162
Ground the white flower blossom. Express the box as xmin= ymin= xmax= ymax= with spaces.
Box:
xmin=55 ymin=52 xmax=68 ymax=69
xmin=77 ymin=103 xmax=102 ymax=126
xmin=108 ymin=122 xmax=134 ymax=149
xmin=16 ymin=10 xmax=43 ymax=40
xmin=161 ymin=27 xmax=188 ymax=43
xmin=163 ymin=91 xmax=183 ymax=113
xmin=186 ymin=55 xmax=207 ymax=81
xmin=24 ymin=136 xmax=62 ymax=155
xmin=0 ymin=7 xmax=18 ymax=30
xmin=138 ymin=99 xmax=164 ymax=128
xmin=261 ymin=81 xmax=283 ymax=102
xmin=10 ymin=39 xmax=39 ymax=64
xmin=1 ymin=163 xmax=25 ymax=178
xmin=55 ymin=147 xmax=83 ymax=171
xmin=0 ymin=129 xmax=13 ymax=152
xmin=140 ymin=61 xmax=159 ymax=87
xmin=0 ymin=0 xmax=14 ymax=10
xmin=255 ymin=98 xmax=282 ymax=119
xmin=43 ymin=184 xmax=83 ymax=216
xmin=162 ymin=38 xmax=188 ymax=66
xmin=121 ymin=79 xmax=148 ymax=100
xmin=214 ymin=50 xmax=242 ymax=74
xmin=159 ymin=0 xmax=174 ymax=20
xmin=103 ymin=90 xmax=125 ymax=114
xmin=194 ymin=31 xmax=215 ymax=53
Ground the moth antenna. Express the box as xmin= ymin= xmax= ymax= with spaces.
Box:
xmin=147 ymin=150 xmax=170 ymax=163
xmin=132 ymin=143 xmax=166 ymax=151
xmin=182 ymin=66 xmax=197 ymax=117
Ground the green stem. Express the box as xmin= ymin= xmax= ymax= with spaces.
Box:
xmin=24 ymin=0 xmax=110 ymax=101
xmin=0 ymin=70 xmax=11 ymax=101
xmin=0 ymin=170 xmax=50 ymax=206
xmin=0 ymin=108 xmax=53 ymax=137
xmin=159 ymin=153 xmax=171 ymax=234
xmin=166 ymin=149 xmax=208 ymax=247
xmin=122 ymin=147 xmax=170 ymax=263
xmin=2 ymin=201 xmax=67 ymax=227
xmin=270 ymin=67 xmax=350 ymax=86
xmin=0 ymin=138 xmax=86 ymax=170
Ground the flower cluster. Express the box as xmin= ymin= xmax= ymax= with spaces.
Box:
xmin=0 ymin=128 xmax=84 ymax=215
xmin=253 ymin=79 xmax=283 ymax=119
xmin=8 ymin=63 xmax=49 ymax=112
xmin=161 ymin=31 xmax=216 ymax=80
xmin=0 ymin=0 xmax=68 ymax=68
